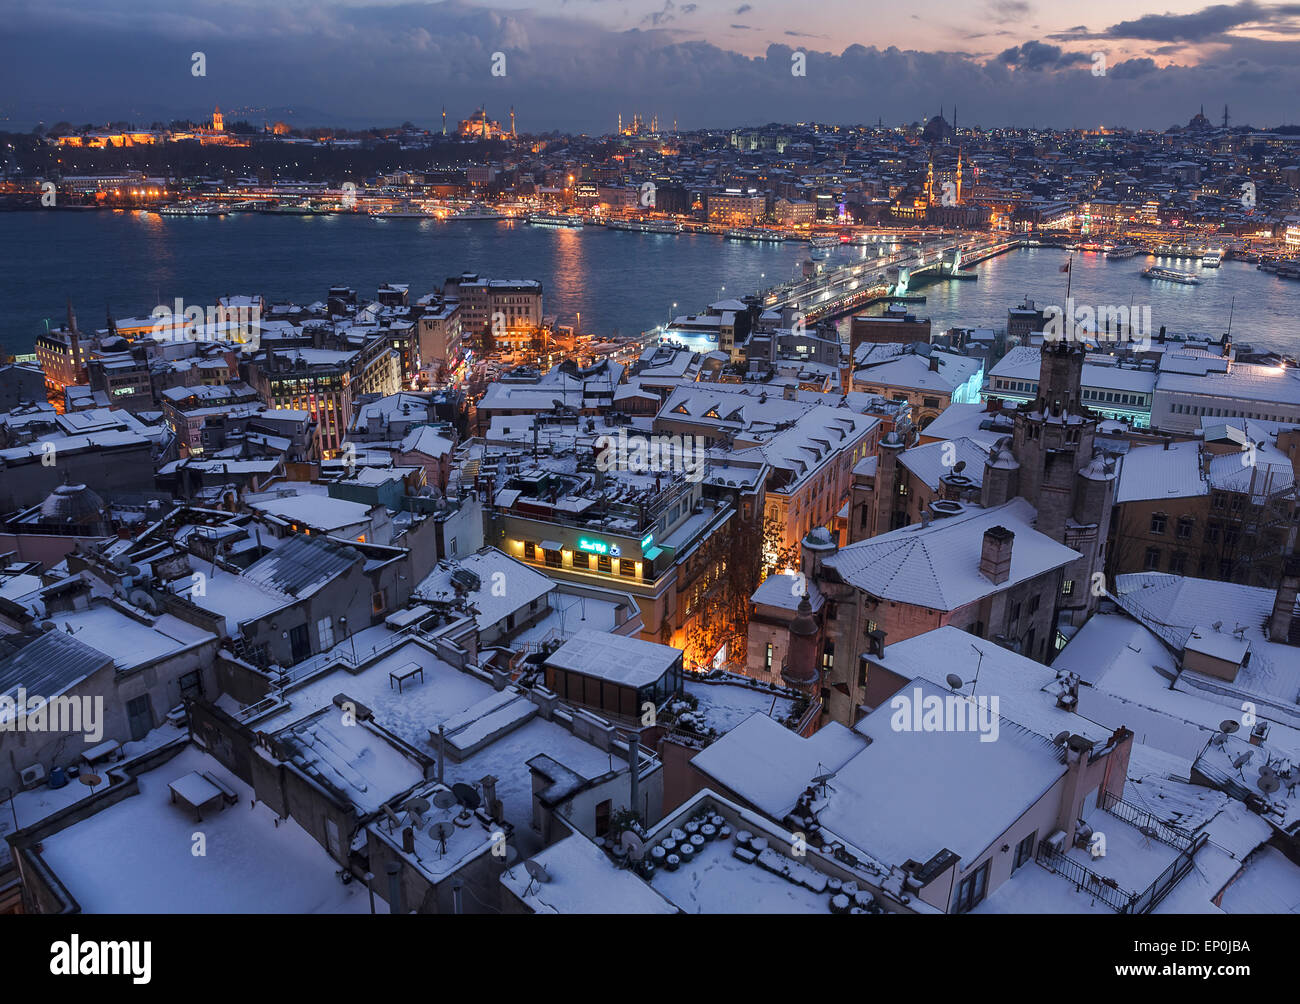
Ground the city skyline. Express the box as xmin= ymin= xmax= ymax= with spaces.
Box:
xmin=4 ymin=0 xmax=1300 ymax=132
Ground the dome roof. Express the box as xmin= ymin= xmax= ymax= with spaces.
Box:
xmin=38 ymin=483 xmax=105 ymax=523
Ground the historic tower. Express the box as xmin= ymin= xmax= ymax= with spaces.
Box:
xmin=983 ymin=341 xmax=1115 ymax=627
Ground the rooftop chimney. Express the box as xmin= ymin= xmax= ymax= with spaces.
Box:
xmin=979 ymin=526 xmax=1014 ymax=585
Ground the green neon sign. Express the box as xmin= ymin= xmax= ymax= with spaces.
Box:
xmin=578 ymin=538 xmax=621 ymax=557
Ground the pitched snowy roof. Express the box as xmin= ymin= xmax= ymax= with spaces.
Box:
xmin=690 ymin=713 xmax=867 ymax=819
xmin=818 ymin=679 xmax=1067 ymax=867
xmin=545 ymin=628 xmax=680 ymax=687
xmin=1113 ymin=441 xmax=1207 ymax=503
xmin=823 ymin=498 xmax=1079 ymax=610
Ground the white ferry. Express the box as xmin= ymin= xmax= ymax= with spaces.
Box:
xmin=527 ymin=213 xmax=584 ymax=229
xmin=1142 ymin=266 xmax=1201 ymax=285
xmin=605 ymin=218 xmax=682 ymax=234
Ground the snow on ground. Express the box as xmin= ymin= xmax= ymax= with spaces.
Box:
xmin=247 ymin=641 xmax=626 ymax=856
xmin=685 ymin=678 xmax=796 ymax=735
xmin=650 ymin=835 xmax=831 ymax=914
xmin=38 ymin=745 xmax=373 ymax=913
xmin=512 ymin=592 xmax=624 ymax=645
xmin=1219 ymin=847 xmax=1300 ymax=914
xmin=974 ymin=859 xmax=1116 ymax=915
xmin=1063 ymin=800 xmax=1181 ymax=895
xmin=5 ymin=722 xmax=187 ymax=835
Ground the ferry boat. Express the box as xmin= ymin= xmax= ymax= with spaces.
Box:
xmin=604 ymin=218 xmax=682 ymax=234
xmin=266 ymin=200 xmax=316 ymax=215
xmin=1142 ymin=266 xmax=1201 ymax=285
xmin=1106 ymin=245 xmax=1141 ymax=259
xmin=454 ymin=203 xmax=506 ymax=221
xmin=726 ymin=227 xmax=785 ymax=243
xmin=809 ymin=235 xmax=838 ymax=249
xmin=369 ymin=207 xmax=433 ymax=219
xmin=159 ymin=201 xmax=228 ymax=217
xmin=527 ymin=212 xmax=584 ymax=228
xmin=1201 ymin=251 xmax=1222 ymax=268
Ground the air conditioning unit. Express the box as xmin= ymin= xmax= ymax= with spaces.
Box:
xmin=1044 ymin=829 xmax=1066 ymax=854
xmin=19 ymin=763 xmax=46 ymax=790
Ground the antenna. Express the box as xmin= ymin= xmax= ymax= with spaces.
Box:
xmin=1219 ymin=719 xmax=1240 ymax=734
xmin=432 ymin=789 xmax=457 ymax=811
xmin=1258 ymin=774 xmax=1280 ymax=795
xmin=1052 ymin=730 xmax=1069 ymax=746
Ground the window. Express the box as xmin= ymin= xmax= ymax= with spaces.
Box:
xmin=597 ymin=554 xmax=612 ymax=574
xmin=1144 ymin=547 xmax=1161 ymax=571
xmin=1061 ymin=579 xmax=1074 ymax=596
xmin=954 ymin=860 xmax=989 ymax=913
xmin=317 ymin=616 xmax=335 ymax=650
xmin=1150 ymin=512 xmax=1167 ymax=534
xmin=178 ymin=670 xmax=203 ymax=699
xmin=765 ymin=643 xmax=773 ymax=671
xmin=544 ymin=547 xmax=562 ymax=569
xmin=575 ymin=552 xmax=591 ymax=570
xmin=1013 ymin=831 xmax=1037 ymax=872
xmin=524 ymin=541 xmax=536 ymax=560
xmin=371 ymin=589 xmax=387 ymax=615
xmin=594 ymin=799 xmax=612 ymax=838
xmin=619 ymin=559 xmax=637 ymax=579
xmin=1028 ymin=594 xmax=1040 ymax=615
xmin=821 ymin=642 xmax=835 ymax=672
xmin=1169 ymin=551 xmax=1187 ymax=575
xmin=1176 ymin=516 xmax=1194 ymax=540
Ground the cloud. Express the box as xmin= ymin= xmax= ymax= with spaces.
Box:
xmin=735 ymin=3 xmax=752 ymax=12
xmin=2 ymin=0 xmax=1299 ymax=133
xmin=996 ymin=40 xmax=1091 ymax=69
xmin=1105 ymin=1 xmax=1300 ymax=42
xmin=987 ymin=0 xmax=1032 ymax=24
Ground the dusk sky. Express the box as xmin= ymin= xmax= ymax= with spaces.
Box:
xmin=4 ymin=0 xmax=1300 ymax=131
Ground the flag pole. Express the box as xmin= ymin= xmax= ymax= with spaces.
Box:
xmin=1065 ymin=253 xmax=1074 ymax=300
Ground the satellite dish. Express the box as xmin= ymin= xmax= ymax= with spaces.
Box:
xmin=811 ymin=771 xmax=835 ymax=786
xmin=403 ymin=796 xmax=431 ymax=816
xmin=432 ymin=790 xmax=457 ymax=810
xmin=1259 ymin=763 xmax=1276 ymax=778
xmin=429 ymin=820 xmax=453 ymax=854
xmin=953 ymin=460 xmax=967 ymax=475
xmin=1212 ymin=621 xmax=1223 ymax=631
xmin=621 ymin=830 xmax=646 ymax=861
xmin=524 ymin=859 xmax=551 ymax=884
xmin=1232 ymin=752 xmax=1253 ymax=770
xmin=945 ymin=673 xmax=964 ymax=691
xmin=1220 ymin=719 xmax=1240 ymax=734
xmin=452 ymin=782 xmax=481 ymax=810
xmin=1053 ymin=731 xmax=1070 ymax=746
xmin=1258 ymin=775 xmax=1280 ymax=794
xmin=382 ymin=805 xmax=402 ymax=830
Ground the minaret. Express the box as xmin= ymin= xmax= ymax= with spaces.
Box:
xmin=925 ymin=155 xmax=934 ymax=205
xmin=955 ymin=147 xmax=963 ymax=204
xmin=510 ymin=106 xmax=516 ymax=137
xmin=442 ymin=107 xmax=446 ymax=136
xmin=1223 ymin=104 xmax=1230 ymax=128
xmin=212 ymin=105 xmax=224 ymax=132
xmin=618 ymin=112 xmax=622 ymax=135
